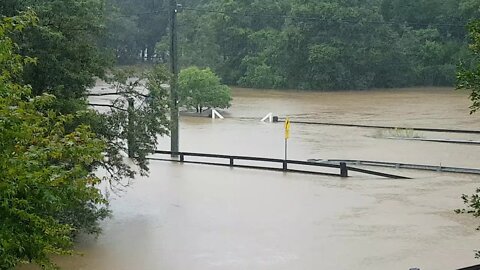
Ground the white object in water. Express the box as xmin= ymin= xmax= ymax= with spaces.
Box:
xmin=212 ymin=109 xmax=224 ymax=119
xmin=261 ymin=112 xmax=273 ymax=123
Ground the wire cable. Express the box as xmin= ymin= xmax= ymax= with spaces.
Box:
xmin=182 ymin=7 xmax=467 ymax=29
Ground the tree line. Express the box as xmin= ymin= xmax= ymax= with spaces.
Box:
xmin=104 ymin=0 xmax=480 ymax=90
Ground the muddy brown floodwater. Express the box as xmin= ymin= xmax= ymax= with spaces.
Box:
xmin=21 ymin=87 xmax=480 ymax=270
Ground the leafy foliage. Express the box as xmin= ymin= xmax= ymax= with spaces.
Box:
xmin=0 ymin=8 xmax=171 ymax=269
xmin=87 ymin=66 xmax=171 ymax=185
xmin=0 ymin=0 xmax=111 ymax=104
xmin=0 ymin=13 xmax=109 ymax=269
xmin=0 ymin=0 xmax=171 ymax=185
xmin=102 ymin=0 xmax=169 ymax=64
xmin=178 ymin=67 xmax=231 ymax=113
xmin=455 ymin=187 xmax=480 ymax=258
xmin=457 ymin=20 xmax=480 ymax=113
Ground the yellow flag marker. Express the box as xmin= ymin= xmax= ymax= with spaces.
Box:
xmin=284 ymin=117 xmax=290 ymax=140
xmin=284 ymin=117 xmax=290 ymax=165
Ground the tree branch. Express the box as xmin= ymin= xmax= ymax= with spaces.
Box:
xmin=88 ymin=103 xmax=127 ymax=112
xmin=86 ymin=92 xmax=149 ymax=98
xmin=86 ymin=92 xmax=121 ymax=97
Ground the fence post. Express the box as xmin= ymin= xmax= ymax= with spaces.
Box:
xmin=340 ymin=162 xmax=348 ymax=177
xmin=283 ymin=160 xmax=288 ymax=171
xmin=180 ymin=153 xmax=184 ymax=162
xmin=230 ymin=158 xmax=234 ymax=166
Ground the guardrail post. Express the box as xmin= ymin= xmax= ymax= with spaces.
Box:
xmin=230 ymin=158 xmax=234 ymax=166
xmin=340 ymin=162 xmax=348 ymax=177
xmin=283 ymin=161 xmax=287 ymax=171
xmin=180 ymin=153 xmax=184 ymax=162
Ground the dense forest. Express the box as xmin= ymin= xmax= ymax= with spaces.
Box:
xmin=103 ymin=0 xmax=480 ymax=90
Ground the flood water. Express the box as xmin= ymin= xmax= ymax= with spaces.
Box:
xmin=22 ymin=87 xmax=480 ymax=270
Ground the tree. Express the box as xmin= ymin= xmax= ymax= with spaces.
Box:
xmin=178 ymin=67 xmax=231 ymax=113
xmin=0 ymin=0 xmax=171 ymax=185
xmin=103 ymin=0 xmax=169 ymax=64
xmin=0 ymin=13 xmax=109 ymax=269
xmin=173 ymin=9 xmax=222 ymax=69
xmin=0 ymin=0 xmax=111 ymax=105
xmin=87 ymin=65 xmax=171 ymax=183
xmin=457 ymin=20 xmax=480 ymax=113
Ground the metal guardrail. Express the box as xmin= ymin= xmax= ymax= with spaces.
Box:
xmin=309 ymin=159 xmax=480 ymax=175
xmin=384 ymin=137 xmax=480 ymax=145
xmin=275 ymin=119 xmax=480 ymax=135
xmin=152 ymin=151 xmax=411 ymax=179
xmin=457 ymin=264 xmax=480 ymax=270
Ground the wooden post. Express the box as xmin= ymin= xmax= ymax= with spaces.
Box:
xmin=180 ymin=153 xmax=184 ymax=162
xmin=230 ymin=158 xmax=234 ymax=166
xmin=340 ymin=162 xmax=348 ymax=177
xmin=127 ymin=98 xmax=134 ymax=158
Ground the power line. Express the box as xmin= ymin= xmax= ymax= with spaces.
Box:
xmin=108 ymin=5 xmax=467 ymax=30
xmin=115 ymin=10 xmax=169 ymax=18
xmin=182 ymin=7 xmax=467 ymax=29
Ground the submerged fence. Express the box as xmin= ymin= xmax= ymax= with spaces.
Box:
xmin=273 ymin=118 xmax=480 ymax=135
xmin=152 ymin=150 xmax=411 ymax=179
xmin=309 ymin=159 xmax=480 ymax=175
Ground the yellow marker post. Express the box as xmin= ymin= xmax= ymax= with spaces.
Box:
xmin=284 ymin=118 xmax=290 ymax=166
xmin=285 ymin=117 xmax=290 ymax=140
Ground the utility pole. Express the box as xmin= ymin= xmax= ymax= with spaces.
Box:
xmin=169 ymin=0 xmax=179 ymax=157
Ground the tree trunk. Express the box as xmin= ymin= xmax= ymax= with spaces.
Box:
xmin=141 ymin=48 xmax=146 ymax=62
xmin=127 ymin=98 xmax=135 ymax=158
xmin=147 ymin=43 xmax=155 ymax=62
